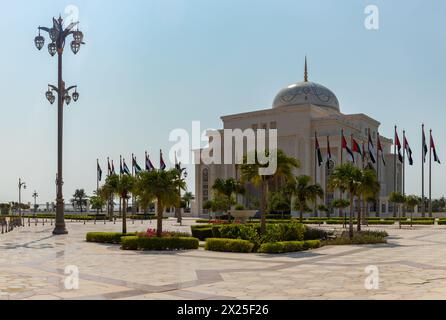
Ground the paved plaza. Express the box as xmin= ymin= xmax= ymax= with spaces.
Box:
xmin=1 ymin=218 xmax=446 ymax=300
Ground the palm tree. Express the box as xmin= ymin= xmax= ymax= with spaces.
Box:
xmin=212 ymin=178 xmax=245 ymax=213
xmin=290 ymin=175 xmax=324 ymax=222
xmin=328 ymin=163 xmax=362 ymax=239
xmin=115 ymin=174 xmax=136 ymax=234
xmin=99 ymin=175 xmax=119 ymax=220
xmin=239 ymin=149 xmax=300 ymax=234
xmin=357 ymin=169 xmax=380 ymax=231
xmin=389 ymin=191 xmax=406 ymax=229
xmin=135 ymin=170 xmax=186 ymax=237
xmin=182 ymin=192 xmax=195 ymax=212
xmin=71 ymin=189 xmax=88 ymax=213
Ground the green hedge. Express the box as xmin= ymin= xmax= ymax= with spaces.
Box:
xmin=259 ymin=240 xmax=322 ymax=254
xmin=400 ymin=220 xmax=435 ymax=225
xmin=191 ymin=225 xmax=214 ymax=240
xmin=304 ymin=228 xmax=328 ymax=240
xmin=205 ymin=238 xmax=254 ymax=253
xmin=122 ymin=236 xmax=199 ymax=251
xmin=325 ymin=231 xmax=388 ymax=245
xmin=366 ymin=220 xmax=395 ymax=225
xmin=86 ymin=232 xmax=136 ymax=244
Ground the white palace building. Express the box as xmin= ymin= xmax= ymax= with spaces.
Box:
xmin=194 ymin=60 xmax=402 ymax=217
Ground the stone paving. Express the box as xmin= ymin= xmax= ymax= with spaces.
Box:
xmin=1 ymin=218 xmax=446 ymax=299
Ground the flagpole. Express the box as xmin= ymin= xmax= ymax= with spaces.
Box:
xmin=394 ymin=126 xmax=397 ymax=217
xmin=132 ymin=153 xmax=136 ymax=223
xmin=422 ymin=124 xmax=425 ymax=218
xmin=403 ymin=130 xmax=406 ymax=218
xmin=314 ymin=131 xmax=317 ymax=217
xmin=376 ymin=132 xmax=380 ymax=217
xmin=429 ymin=129 xmax=432 ymax=218
xmin=119 ymin=155 xmax=122 ymax=218
xmin=340 ymin=129 xmax=344 ymax=220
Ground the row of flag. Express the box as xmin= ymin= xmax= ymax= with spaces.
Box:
xmin=96 ymin=150 xmax=168 ymax=182
xmin=314 ymin=126 xmax=440 ymax=168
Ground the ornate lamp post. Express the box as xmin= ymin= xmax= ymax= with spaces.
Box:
xmin=34 ymin=15 xmax=85 ymax=235
xmin=18 ymin=178 xmax=26 ymax=225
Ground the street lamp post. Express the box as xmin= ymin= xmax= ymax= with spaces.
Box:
xmin=32 ymin=191 xmax=39 ymax=214
xmin=18 ymin=178 xmax=26 ymax=226
xmin=35 ymin=15 xmax=85 ymax=235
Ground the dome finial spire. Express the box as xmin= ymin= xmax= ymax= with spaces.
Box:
xmin=304 ymin=55 xmax=308 ymax=82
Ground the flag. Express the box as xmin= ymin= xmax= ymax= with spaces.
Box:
xmin=377 ymin=134 xmax=386 ymax=166
xmin=326 ymin=136 xmax=332 ymax=161
xmin=97 ymin=162 xmax=103 ymax=181
xmin=160 ymin=150 xmax=167 ymax=171
xmin=395 ymin=130 xmax=403 ymax=163
xmin=145 ymin=153 xmax=155 ymax=171
xmin=368 ymin=132 xmax=376 ymax=164
xmin=133 ymin=156 xmax=142 ymax=174
xmin=431 ymin=132 xmax=441 ymax=164
xmin=108 ymin=159 xmax=112 ymax=176
xmin=315 ymin=135 xmax=323 ymax=167
xmin=362 ymin=142 xmax=367 ymax=162
xmin=111 ymin=160 xmax=116 ymax=174
xmin=404 ymin=136 xmax=414 ymax=166
xmin=342 ymin=134 xmax=354 ymax=163
xmin=123 ymin=159 xmax=131 ymax=175
xmin=352 ymin=138 xmax=362 ymax=157
xmin=175 ymin=151 xmax=181 ymax=170
xmin=120 ymin=158 xmax=124 ymax=175
xmin=423 ymin=127 xmax=428 ymax=163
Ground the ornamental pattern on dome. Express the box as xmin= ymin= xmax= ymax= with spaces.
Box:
xmin=273 ymin=81 xmax=340 ymax=111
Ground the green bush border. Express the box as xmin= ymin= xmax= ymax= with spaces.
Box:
xmin=86 ymin=232 xmax=136 ymax=244
xmin=205 ymin=238 xmax=254 ymax=253
xmin=259 ymin=240 xmax=321 ymax=254
xmin=122 ymin=236 xmax=199 ymax=251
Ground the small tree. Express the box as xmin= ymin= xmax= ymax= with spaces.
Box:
xmin=406 ymin=195 xmax=421 ymax=227
xmin=71 ymin=189 xmax=88 ymax=213
xmin=317 ymin=205 xmax=329 ymax=219
xmin=331 ymin=199 xmax=351 ymax=223
xmin=90 ymin=195 xmax=105 ymax=212
xmin=389 ymin=191 xmax=406 ymax=229
xmin=290 ymin=175 xmax=324 ymax=222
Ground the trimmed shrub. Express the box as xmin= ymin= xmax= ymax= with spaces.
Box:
xmin=121 ymin=236 xmax=139 ymax=250
xmin=262 ymin=222 xmax=305 ymax=243
xmin=195 ymin=219 xmax=211 ymax=224
xmin=259 ymin=240 xmax=321 ymax=254
xmin=438 ymin=220 xmax=446 ymax=225
xmin=265 ymin=214 xmax=292 ymax=220
xmin=205 ymin=238 xmax=254 ymax=253
xmin=400 ymin=220 xmax=434 ymax=225
xmin=366 ymin=220 xmax=395 ymax=225
xmin=304 ymin=228 xmax=328 ymax=240
xmin=136 ymin=237 xmax=199 ymax=251
xmin=219 ymin=224 xmax=260 ymax=243
xmin=325 ymin=230 xmax=388 ymax=245
xmin=86 ymin=232 xmax=136 ymax=244
xmin=191 ymin=225 xmax=214 ymax=240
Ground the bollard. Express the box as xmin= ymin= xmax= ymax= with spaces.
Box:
xmin=28 ymin=218 xmax=30 ymax=227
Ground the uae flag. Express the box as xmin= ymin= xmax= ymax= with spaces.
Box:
xmin=123 ymin=159 xmax=131 ymax=175
xmin=423 ymin=128 xmax=428 ymax=163
xmin=326 ymin=136 xmax=332 ymax=161
xmin=315 ymin=135 xmax=323 ymax=167
xmin=352 ymin=138 xmax=362 ymax=158
xmin=395 ymin=131 xmax=403 ymax=163
xmin=146 ymin=154 xmax=155 ymax=172
xmin=108 ymin=159 xmax=113 ymax=176
xmin=368 ymin=132 xmax=376 ymax=164
xmin=431 ymin=132 xmax=441 ymax=164
xmin=111 ymin=160 xmax=116 ymax=175
xmin=377 ymin=135 xmax=386 ymax=166
xmin=133 ymin=156 xmax=142 ymax=174
xmin=97 ymin=162 xmax=103 ymax=181
xmin=342 ymin=134 xmax=354 ymax=163
xmin=404 ymin=136 xmax=414 ymax=166
xmin=160 ymin=150 xmax=167 ymax=171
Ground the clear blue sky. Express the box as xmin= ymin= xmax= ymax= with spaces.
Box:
xmin=0 ymin=0 xmax=445 ymax=204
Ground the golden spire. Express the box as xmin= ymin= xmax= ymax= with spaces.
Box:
xmin=304 ymin=55 xmax=308 ymax=82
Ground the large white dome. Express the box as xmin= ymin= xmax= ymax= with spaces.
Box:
xmin=273 ymin=81 xmax=340 ymax=111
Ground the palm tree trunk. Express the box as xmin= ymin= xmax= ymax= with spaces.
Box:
xmin=260 ymin=182 xmax=267 ymax=234
xmin=300 ymin=203 xmax=304 ymax=223
xmin=349 ymin=194 xmax=354 ymax=239
xmin=357 ymin=196 xmax=362 ymax=232
xmin=156 ymin=198 xmax=163 ymax=237
xmin=122 ymin=197 xmax=127 ymax=234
